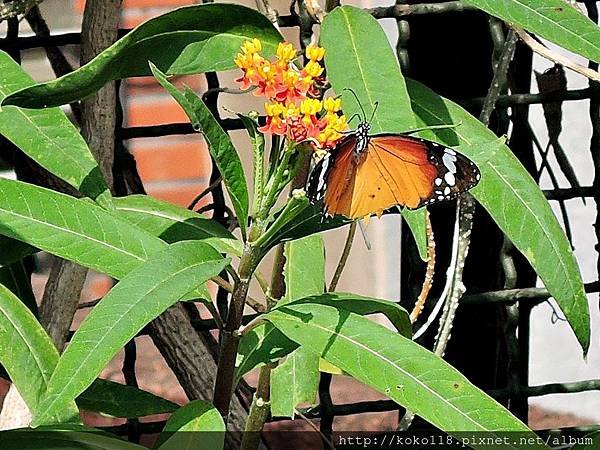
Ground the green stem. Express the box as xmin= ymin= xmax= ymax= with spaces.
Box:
xmin=241 ymin=165 xmax=302 ymax=450
xmin=260 ymin=142 xmax=296 ymax=219
xmin=251 ymin=129 xmax=266 ymax=221
xmin=241 ymin=365 xmax=272 ymax=450
xmin=212 ymin=240 xmax=261 ymax=419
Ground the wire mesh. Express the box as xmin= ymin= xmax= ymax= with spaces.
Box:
xmin=1 ymin=0 xmax=599 ymax=444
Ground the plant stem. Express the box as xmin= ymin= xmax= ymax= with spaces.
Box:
xmin=241 ymin=365 xmax=272 ymax=450
xmin=241 ymin=180 xmax=296 ymax=450
xmin=213 ymin=242 xmax=261 ymax=419
xmin=251 ymin=127 xmax=266 ymax=222
xmin=329 ymin=222 xmax=357 ymax=292
xmin=260 ymin=142 xmax=295 ymax=218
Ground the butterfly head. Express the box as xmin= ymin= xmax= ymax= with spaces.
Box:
xmin=354 ymin=121 xmax=371 ymax=157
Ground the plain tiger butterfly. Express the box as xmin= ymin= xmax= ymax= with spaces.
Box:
xmin=306 ymin=100 xmax=481 ymax=219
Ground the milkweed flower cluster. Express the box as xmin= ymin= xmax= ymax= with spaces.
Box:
xmin=234 ymin=39 xmax=348 ymax=149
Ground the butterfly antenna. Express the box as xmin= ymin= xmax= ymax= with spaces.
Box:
xmin=343 ymin=88 xmax=367 ymax=122
xmin=369 ymin=101 xmax=379 ymax=123
xmin=347 ymin=113 xmax=360 ymax=126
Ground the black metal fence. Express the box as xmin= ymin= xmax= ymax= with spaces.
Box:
xmin=1 ymin=0 xmax=600 ymax=447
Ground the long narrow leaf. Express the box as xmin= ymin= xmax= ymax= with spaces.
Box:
xmin=266 ymin=303 xmax=543 ymax=449
xmin=155 ymin=400 xmax=225 ymax=450
xmin=271 ymin=234 xmax=325 ymax=417
xmin=0 ymin=51 xmax=110 ymax=206
xmin=77 ymin=379 xmax=178 ymax=418
xmin=407 ymin=79 xmax=589 ymax=352
xmin=151 ymin=64 xmax=249 ymax=239
xmin=113 ymin=195 xmax=242 ymax=256
xmin=0 ymin=281 xmax=180 ymax=423
xmin=32 ymin=241 xmax=229 ymax=425
xmin=2 ymin=4 xmax=282 ymax=109
xmin=320 ymin=6 xmax=416 ymax=131
xmin=0 ymin=178 xmax=164 ymax=279
xmin=0 ymin=284 xmax=78 ymax=423
xmin=0 ymin=427 xmax=146 ymax=450
xmin=463 ymin=0 xmax=600 ymax=64
xmin=237 ymin=293 xmax=412 ymax=380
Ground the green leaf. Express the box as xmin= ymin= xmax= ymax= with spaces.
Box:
xmin=0 ymin=279 xmax=177 ymax=423
xmin=2 ymin=4 xmax=282 ymax=109
xmin=0 ymin=427 xmax=146 ymax=450
xmin=406 ymin=78 xmax=589 ymax=352
xmin=0 ymin=284 xmax=78 ymax=423
xmin=0 ymin=180 xmax=209 ymax=302
xmin=0 ymin=51 xmax=110 ymax=206
xmin=321 ymin=6 xmax=416 ymax=131
xmin=270 ymin=347 xmax=319 ymax=418
xmin=236 ymin=292 xmax=412 ymax=380
xmin=280 ymin=293 xmax=412 ymax=337
xmin=321 ymin=6 xmax=425 ymax=250
xmin=155 ymin=400 xmax=225 ymax=450
xmin=77 ymin=379 xmax=178 ymax=418
xmin=281 ymin=234 xmax=325 ymax=304
xmin=256 ymin=196 xmax=350 ymax=252
xmin=151 ymin=64 xmax=249 ymax=240
xmin=401 ymin=208 xmax=428 ymax=261
xmin=32 ymin=241 xmax=229 ymax=426
xmin=265 ymin=303 xmax=542 ymax=448
xmin=271 ymin=234 xmax=325 ymax=417
xmin=113 ymin=195 xmax=242 ymax=256
xmin=0 ymin=178 xmax=165 ymax=280
xmin=463 ymin=0 xmax=600 ymax=64
xmin=0 ymin=431 xmax=138 ymax=450
xmin=236 ymin=324 xmax=299 ymax=382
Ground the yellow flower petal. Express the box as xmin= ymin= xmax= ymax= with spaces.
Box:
xmin=306 ymin=43 xmax=325 ymax=61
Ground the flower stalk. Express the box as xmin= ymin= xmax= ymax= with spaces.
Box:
xmin=213 ymin=37 xmax=347 ymax=429
xmin=212 ymin=241 xmax=261 ymax=418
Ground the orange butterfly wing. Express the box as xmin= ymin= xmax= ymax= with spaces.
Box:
xmin=308 ymin=132 xmax=480 ymax=220
xmin=323 ymin=135 xmax=437 ymax=218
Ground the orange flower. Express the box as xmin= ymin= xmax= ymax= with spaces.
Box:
xmin=258 ymin=102 xmax=286 ymax=135
xmin=275 ymin=69 xmax=308 ymax=103
xmin=323 ymin=96 xmax=342 ymax=114
xmin=235 ymin=40 xmax=347 ymax=149
xmin=235 ymin=39 xmax=325 ymax=103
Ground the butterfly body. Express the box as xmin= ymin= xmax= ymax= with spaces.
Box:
xmin=306 ymin=122 xmax=481 ymax=219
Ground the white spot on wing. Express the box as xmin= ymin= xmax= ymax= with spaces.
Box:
xmin=444 ymin=172 xmax=456 ymax=186
xmin=442 ymin=153 xmax=457 ymax=173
